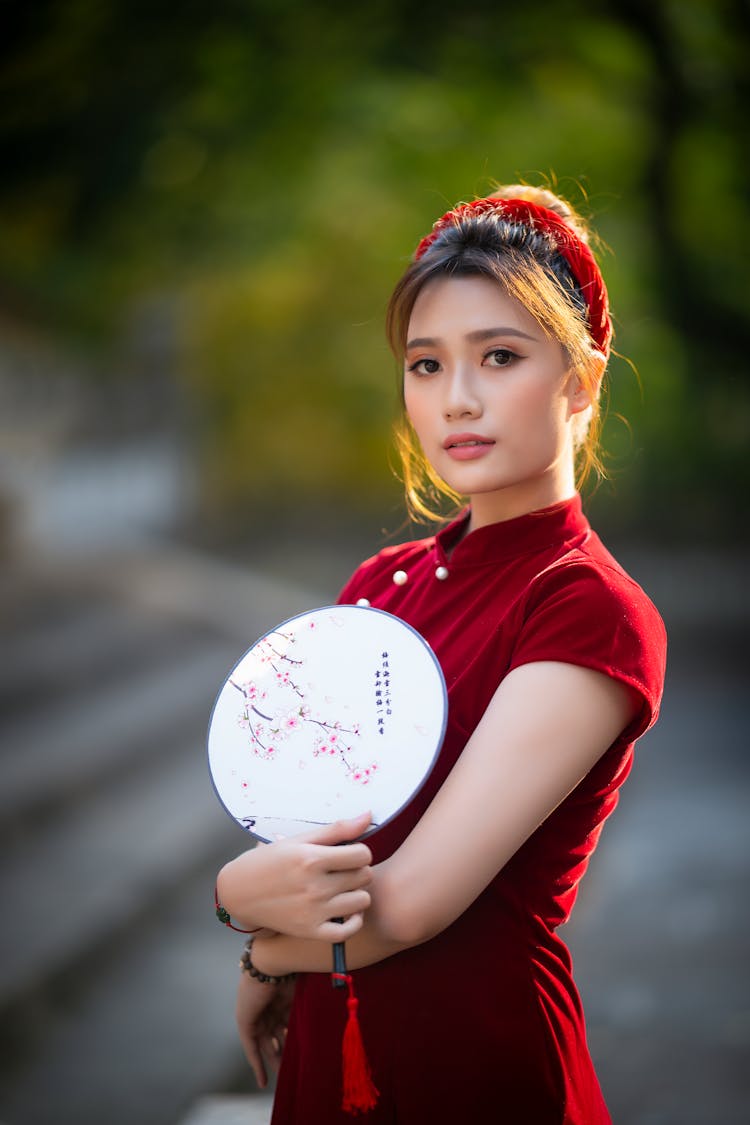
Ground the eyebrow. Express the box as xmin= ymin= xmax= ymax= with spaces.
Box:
xmin=406 ymin=326 xmax=539 ymax=349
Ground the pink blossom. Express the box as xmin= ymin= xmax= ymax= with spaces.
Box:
xmin=348 ymin=762 xmax=378 ymax=784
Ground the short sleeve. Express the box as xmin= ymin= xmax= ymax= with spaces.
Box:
xmin=508 ymin=560 xmax=667 ymax=740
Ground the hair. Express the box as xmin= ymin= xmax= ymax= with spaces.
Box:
xmin=386 ymin=184 xmax=610 ymax=523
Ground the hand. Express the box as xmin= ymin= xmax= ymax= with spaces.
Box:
xmin=236 ymin=970 xmax=296 ymax=1089
xmin=217 ymin=811 xmax=373 ymax=941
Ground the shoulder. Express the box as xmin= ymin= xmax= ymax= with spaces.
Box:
xmin=530 ymin=546 xmax=665 ymax=639
xmin=511 ymin=542 xmax=667 ymax=739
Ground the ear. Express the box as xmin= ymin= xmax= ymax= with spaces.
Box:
xmin=568 ymin=350 xmax=606 ymax=415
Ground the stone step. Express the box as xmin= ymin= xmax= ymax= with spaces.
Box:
xmin=49 ymin=544 xmax=327 ymax=645
xmin=0 ymin=591 xmax=212 ymax=720
xmin=179 ymin=1095 xmax=274 ymax=1125
xmin=0 ymin=636 xmax=239 ymax=832
xmin=0 ymin=546 xmax=325 ymax=1125
xmin=0 ymin=730 xmax=247 ymax=1011
xmin=0 ymin=858 xmax=264 ymax=1125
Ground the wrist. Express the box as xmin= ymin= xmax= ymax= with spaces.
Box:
xmin=252 ymin=934 xmax=283 ymax=977
xmin=214 ymin=883 xmax=260 ymax=934
xmin=240 ymin=935 xmax=295 ymax=985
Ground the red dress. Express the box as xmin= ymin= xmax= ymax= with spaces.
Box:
xmin=270 ymin=496 xmax=666 ymax=1124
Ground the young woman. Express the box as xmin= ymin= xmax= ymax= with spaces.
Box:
xmin=215 ymin=185 xmax=667 ymax=1124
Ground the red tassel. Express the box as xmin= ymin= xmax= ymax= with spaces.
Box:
xmin=332 ymin=972 xmax=379 ymax=1114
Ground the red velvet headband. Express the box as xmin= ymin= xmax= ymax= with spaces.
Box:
xmin=415 ymin=197 xmax=612 ymax=356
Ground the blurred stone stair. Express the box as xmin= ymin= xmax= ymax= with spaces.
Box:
xmin=0 ymin=546 xmax=323 ymax=1125
xmin=178 ymin=1095 xmax=274 ymax=1125
xmin=3 ymin=530 xmax=747 ymax=1125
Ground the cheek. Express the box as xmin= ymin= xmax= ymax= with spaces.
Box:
xmin=508 ymin=378 xmax=560 ymax=424
xmin=506 ymin=379 xmax=571 ymax=453
xmin=402 ymin=390 xmax=415 ymax=429
xmin=403 ymin=383 xmax=428 ymax=430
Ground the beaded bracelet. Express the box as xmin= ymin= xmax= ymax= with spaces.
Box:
xmin=240 ymin=936 xmax=296 ymax=985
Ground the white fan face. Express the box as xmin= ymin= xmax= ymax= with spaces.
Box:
xmin=207 ymin=605 xmax=447 ymax=841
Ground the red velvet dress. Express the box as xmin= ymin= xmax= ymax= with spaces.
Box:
xmin=270 ymin=496 xmax=667 ymax=1124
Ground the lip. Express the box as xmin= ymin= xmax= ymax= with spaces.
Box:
xmin=443 ymin=432 xmax=496 ymax=461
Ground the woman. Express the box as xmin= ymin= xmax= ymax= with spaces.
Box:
xmin=216 ymin=185 xmax=667 ymax=1123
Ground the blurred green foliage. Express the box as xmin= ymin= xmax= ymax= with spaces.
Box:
xmin=1 ymin=0 xmax=747 ymax=540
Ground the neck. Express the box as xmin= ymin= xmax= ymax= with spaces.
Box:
xmin=467 ymin=471 xmax=577 ymax=533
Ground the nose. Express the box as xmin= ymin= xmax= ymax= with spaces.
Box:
xmin=443 ymin=365 xmax=482 ymax=421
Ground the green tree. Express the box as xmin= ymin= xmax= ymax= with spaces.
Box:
xmin=1 ymin=0 xmax=747 ymax=539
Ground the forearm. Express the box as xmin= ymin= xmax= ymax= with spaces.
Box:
xmin=253 ymin=864 xmax=413 ymax=976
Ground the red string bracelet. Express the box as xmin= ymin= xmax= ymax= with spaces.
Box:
xmin=214 ymin=885 xmax=259 ymax=934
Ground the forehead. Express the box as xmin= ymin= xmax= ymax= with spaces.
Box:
xmin=407 ymin=274 xmax=539 ymax=339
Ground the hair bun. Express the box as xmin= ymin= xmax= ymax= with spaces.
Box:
xmin=488 ymin=184 xmax=591 ymax=244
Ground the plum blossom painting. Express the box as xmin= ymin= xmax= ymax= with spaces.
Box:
xmin=207 ymin=605 xmax=447 ymax=841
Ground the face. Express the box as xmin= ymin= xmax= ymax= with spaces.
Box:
xmin=403 ymin=274 xmax=591 ymax=528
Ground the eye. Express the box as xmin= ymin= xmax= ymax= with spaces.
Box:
xmin=406 ymin=357 xmax=441 ymax=376
xmin=484 ymin=348 xmax=517 ymax=368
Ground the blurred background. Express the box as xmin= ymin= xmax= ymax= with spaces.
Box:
xmin=0 ymin=1 xmax=747 ymax=1123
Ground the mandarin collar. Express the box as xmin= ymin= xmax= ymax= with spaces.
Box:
xmin=434 ymin=494 xmax=589 ymax=567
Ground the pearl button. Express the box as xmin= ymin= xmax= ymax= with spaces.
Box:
xmin=392 ymin=570 xmax=408 ymax=586
xmin=356 ymin=597 xmax=371 ymax=607
xmin=435 ymin=566 xmax=449 ymax=581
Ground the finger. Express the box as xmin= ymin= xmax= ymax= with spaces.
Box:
xmin=317 ymin=841 xmax=373 ymax=872
xmin=259 ymin=1031 xmax=283 ymax=1066
xmin=315 ymin=911 xmax=366 ymax=942
xmin=297 ymin=811 xmax=372 ymax=847
xmin=325 ymin=866 xmax=373 ymax=895
xmin=266 ymin=1034 xmax=285 ymax=1074
xmin=326 ymin=888 xmax=372 ymax=918
xmin=239 ymin=1033 xmax=268 ymax=1089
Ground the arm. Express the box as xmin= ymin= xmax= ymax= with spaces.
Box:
xmin=253 ymin=660 xmax=637 ymax=976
